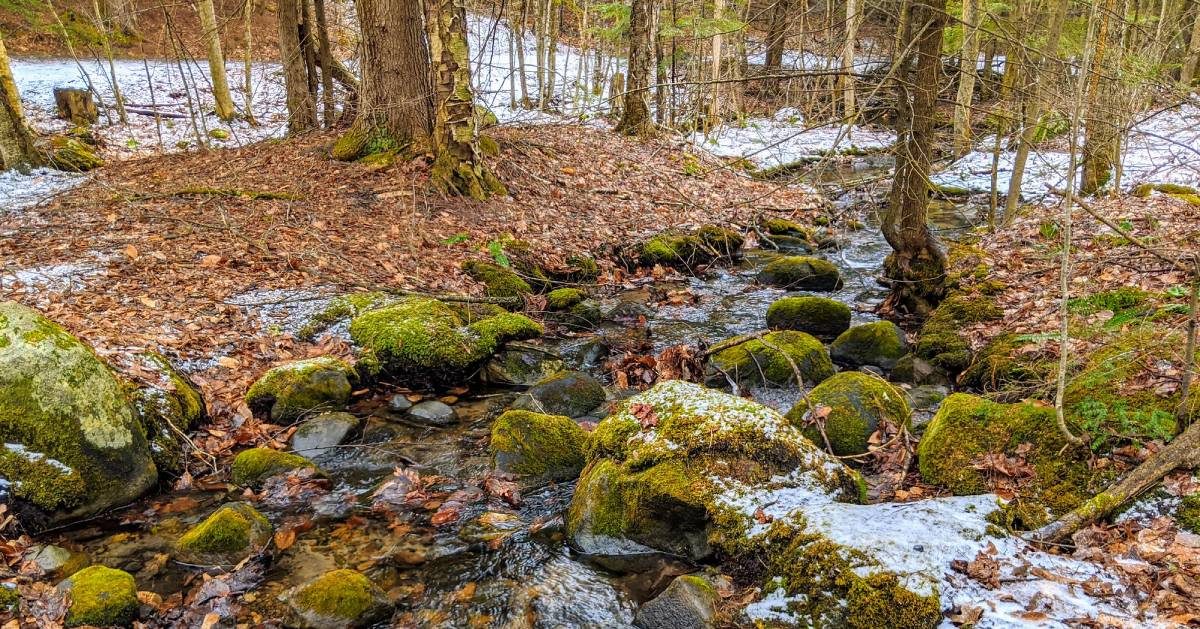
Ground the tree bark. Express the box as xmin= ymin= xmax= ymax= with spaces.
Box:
xmin=952 ymin=0 xmax=980 ymax=156
xmin=764 ymin=0 xmax=791 ymax=73
xmin=277 ymin=0 xmax=317 ymax=133
xmin=615 ymin=0 xmax=655 ymax=136
xmin=313 ymin=0 xmax=337 ymax=127
xmin=1081 ymin=0 xmax=1120 ymax=195
xmin=102 ymin=0 xmax=137 ymax=36
xmin=0 ymin=33 xmax=42 ymax=171
xmin=1183 ymin=0 xmax=1200 ymax=84
xmin=333 ymin=0 xmax=433 ymax=160
xmin=196 ymin=0 xmax=235 ymax=121
xmin=842 ymin=0 xmax=860 ymax=120
xmin=881 ymin=0 xmax=947 ymax=317
xmin=427 ymin=0 xmax=505 ymax=198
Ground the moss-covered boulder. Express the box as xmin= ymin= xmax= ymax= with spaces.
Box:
xmin=634 ymin=574 xmax=718 ymax=629
xmin=708 ymin=331 xmax=834 ymax=388
xmin=545 ymin=288 xmax=603 ymax=329
xmin=786 ymin=372 xmax=911 ymax=456
xmin=348 ymin=296 xmax=541 ymax=381
xmin=0 ymin=301 xmax=156 ymax=527
xmin=511 ymin=371 xmax=607 ymax=418
xmin=481 ymin=343 xmax=565 ymax=387
xmin=888 ymin=353 xmax=951 ymax=386
xmin=829 ymin=321 xmax=908 ymax=371
xmin=640 ymin=232 xmax=711 ymax=268
xmin=913 ymin=292 xmax=1001 ymax=374
xmin=760 ymin=218 xmax=818 ymax=253
xmin=765 ymin=296 xmax=851 ymax=340
xmin=245 ymin=356 xmax=356 ymax=421
xmin=696 ymin=225 xmax=745 ymax=259
xmin=59 ymin=566 xmax=138 ymax=627
xmin=129 ymin=353 xmax=206 ymax=478
xmin=47 ymin=136 xmax=103 ymax=172
xmin=231 ymin=447 xmax=318 ymax=488
xmin=756 ymin=256 xmax=842 ymax=291
xmin=286 ymin=569 xmax=391 ymax=629
xmin=917 ymin=393 xmax=1105 ymax=528
xmin=462 ymin=260 xmax=533 ymax=299
xmin=175 ymin=502 xmax=273 ymax=565
xmin=546 ymin=288 xmax=585 ymax=310
xmin=567 ymin=381 xmax=862 ymax=560
xmin=491 ymin=410 xmax=588 ymax=485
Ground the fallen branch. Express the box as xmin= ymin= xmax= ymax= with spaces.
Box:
xmin=124 ymin=107 xmax=189 ymax=119
xmin=118 ymin=187 xmax=303 ymax=202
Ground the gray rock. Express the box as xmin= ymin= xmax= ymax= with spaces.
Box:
xmin=407 ymin=400 xmax=458 ymax=426
xmin=481 ymin=343 xmax=565 ymax=387
xmin=634 ymin=575 xmax=718 ymax=629
xmin=829 ymin=321 xmax=908 ymax=371
xmin=889 ymin=353 xmax=952 ymax=386
xmin=24 ymin=544 xmax=88 ymax=581
xmin=286 ymin=569 xmax=391 ymax=629
xmin=290 ymin=412 xmax=360 ymax=460
xmin=511 ymin=371 xmax=607 ymax=418
xmin=905 ymin=384 xmax=951 ymax=411
xmin=387 ymin=394 xmax=413 ymax=413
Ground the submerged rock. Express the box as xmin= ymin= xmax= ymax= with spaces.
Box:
xmin=245 ymin=356 xmax=356 ymax=421
xmin=765 ymin=296 xmax=851 ymax=340
xmin=290 ymin=412 xmax=360 ymax=460
xmin=0 ymin=301 xmax=156 ymax=527
xmin=231 ymin=447 xmax=319 ymax=488
xmin=59 ymin=565 xmax=138 ymax=627
xmin=755 ymin=256 xmax=842 ymax=290
xmin=175 ymin=502 xmax=273 ymax=565
xmin=634 ymin=575 xmax=718 ymax=629
xmin=129 ymin=352 xmax=206 ymax=478
xmin=829 ymin=321 xmax=908 ymax=371
xmin=482 ymin=343 xmax=566 ymax=386
xmin=786 ymin=372 xmax=911 ymax=456
xmin=566 ymin=381 xmax=862 ymax=560
xmin=405 ymin=400 xmax=458 ymax=426
xmin=708 ymin=331 xmax=833 ymax=389
xmin=24 ymin=544 xmax=89 ymax=581
xmin=286 ymin=569 xmax=391 ymax=629
xmin=511 ymin=371 xmax=607 ymax=418
xmin=491 ymin=410 xmax=588 ymax=485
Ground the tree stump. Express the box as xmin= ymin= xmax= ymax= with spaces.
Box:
xmin=53 ymin=88 xmax=97 ymax=125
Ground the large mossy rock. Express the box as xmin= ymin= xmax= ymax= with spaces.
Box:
xmin=755 ymin=256 xmax=843 ymax=290
xmin=829 ymin=321 xmax=908 ymax=371
xmin=0 ymin=302 xmax=157 ymax=526
xmin=913 ymin=292 xmax=1001 ymax=374
xmin=481 ymin=342 xmax=565 ymax=386
xmin=786 ymin=372 xmax=911 ymax=456
xmin=462 ymin=260 xmax=533 ymax=299
xmin=286 ymin=569 xmax=391 ymax=629
xmin=634 ymin=574 xmax=718 ymax=629
xmin=348 ymin=296 xmax=541 ymax=381
xmin=511 ymin=370 xmax=607 ymax=418
xmin=231 ymin=447 xmax=319 ymax=488
xmin=60 ymin=565 xmax=138 ymax=627
xmin=638 ymin=225 xmax=743 ymax=269
xmin=175 ymin=502 xmax=273 ymax=565
xmin=245 ymin=356 xmax=356 ymax=421
xmin=917 ymin=393 xmax=1106 ymax=528
xmin=129 ymin=353 xmax=206 ymax=478
xmin=566 ymin=381 xmax=863 ymax=560
xmin=490 ymin=410 xmax=588 ymax=485
xmin=708 ymin=331 xmax=833 ymax=388
xmin=766 ymin=296 xmax=851 ymax=340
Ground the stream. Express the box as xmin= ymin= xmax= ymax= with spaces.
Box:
xmin=28 ymin=163 xmax=983 ymax=627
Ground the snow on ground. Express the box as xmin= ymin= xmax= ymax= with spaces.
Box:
xmin=692 ymin=107 xmax=895 ymax=169
xmin=714 ymin=473 xmax=1147 ymax=628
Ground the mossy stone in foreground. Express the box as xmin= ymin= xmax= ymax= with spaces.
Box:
xmin=787 ymin=372 xmax=911 ymax=456
xmin=491 ymin=410 xmax=588 ymax=485
xmin=462 ymin=260 xmax=533 ymax=298
xmin=0 ymin=301 xmax=156 ymax=526
xmin=913 ymin=292 xmax=1002 ymax=374
xmin=640 ymin=232 xmax=711 ymax=268
xmin=231 ymin=447 xmax=318 ymax=487
xmin=756 ymin=256 xmax=843 ymax=290
xmin=60 ymin=565 xmax=138 ymax=627
xmin=287 ymin=569 xmax=391 ymax=629
xmin=765 ymin=296 xmax=851 ymax=340
xmin=175 ymin=502 xmax=273 ymax=565
xmin=245 ymin=356 xmax=356 ymax=421
xmin=708 ymin=331 xmax=833 ymax=388
xmin=129 ymin=352 xmax=206 ymax=478
xmin=829 ymin=321 xmax=908 ymax=370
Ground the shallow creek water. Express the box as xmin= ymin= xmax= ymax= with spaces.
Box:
xmin=37 ymin=167 xmax=982 ymax=627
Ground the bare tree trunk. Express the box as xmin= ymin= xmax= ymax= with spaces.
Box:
xmin=90 ymin=0 xmax=128 ymax=124
xmin=881 ymin=0 xmax=948 ymax=317
xmin=427 ymin=0 xmax=504 ymax=198
xmin=334 ymin=0 xmax=433 ymax=160
xmin=706 ymin=0 xmax=725 ymax=126
xmin=1081 ymin=0 xmax=1119 ymax=195
xmin=842 ymin=0 xmax=860 ymax=120
xmin=952 ymin=0 xmax=980 ymax=155
xmin=243 ymin=0 xmax=257 ymax=125
xmin=277 ymin=0 xmax=317 ymax=133
xmin=764 ymin=0 xmax=791 ymax=74
xmin=313 ymin=0 xmax=336 ymax=127
xmin=541 ymin=0 xmax=559 ymax=110
xmin=102 ymin=0 xmax=137 ymax=36
xmin=1183 ymin=0 xmax=1200 ymax=84
xmin=0 ymin=33 xmax=41 ymax=171
xmin=515 ymin=0 xmax=532 ymax=107
xmin=196 ymin=0 xmax=235 ymax=121
xmin=615 ymin=0 xmax=655 ymax=135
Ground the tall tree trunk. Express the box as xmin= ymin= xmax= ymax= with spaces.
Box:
xmin=1081 ymin=0 xmax=1120 ymax=195
xmin=313 ymin=0 xmax=336 ymax=127
xmin=706 ymin=0 xmax=725 ymax=126
xmin=243 ymin=0 xmax=257 ymax=125
xmin=1182 ymin=0 xmax=1200 ymax=84
xmin=277 ymin=0 xmax=317 ymax=133
xmin=515 ymin=0 xmax=532 ymax=107
xmin=952 ymin=0 xmax=980 ymax=155
xmin=842 ymin=0 xmax=859 ymax=120
xmin=427 ymin=0 xmax=505 ymax=198
xmin=615 ymin=0 xmax=655 ymax=135
xmin=334 ymin=0 xmax=432 ymax=160
xmin=196 ymin=0 xmax=235 ymax=121
xmin=0 ymin=33 xmax=42 ymax=171
xmin=881 ymin=0 xmax=948 ymax=317
xmin=102 ymin=0 xmax=137 ymax=36
xmin=764 ymin=0 xmax=791 ymax=73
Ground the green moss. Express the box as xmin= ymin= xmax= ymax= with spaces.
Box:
xmin=788 ymin=372 xmax=911 ymax=456
xmin=0 ymin=585 xmax=16 ymax=613
xmin=829 ymin=321 xmax=908 ymax=369
xmin=696 ymin=225 xmax=744 ymax=258
xmin=231 ymin=448 xmax=316 ymax=487
xmin=958 ymin=333 xmax=1051 ymax=393
xmin=640 ymin=232 xmax=710 ymax=268
xmin=1176 ymin=494 xmax=1200 ymax=534
xmin=1133 ymin=182 xmax=1197 ymax=197
xmin=208 ymin=128 xmax=230 ymax=141
xmin=48 ymin=136 xmax=103 ymax=172
xmin=490 ymin=410 xmax=587 ymax=480
xmin=130 ymin=353 xmax=206 ymax=478
xmin=847 ymin=572 xmax=941 ymax=629
xmin=1067 ymin=286 xmax=1150 ymax=316
xmin=710 ymin=331 xmax=834 ymax=387
xmin=756 ymin=256 xmax=843 ymax=290
xmin=292 ymin=569 xmax=385 ymax=621
xmin=513 ymin=371 xmax=607 ymax=417
xmin=299 ymin=292 xmax=390 ymax=341
xmin=914 ymin=292 xmax=1002 ymax=373
xmin=765 ymin=296 xmax=851 ymax=339
xmin=331 ymin=125 xmax=408 ymax=163
xmin=546 ymin=288 xmax=585 ymax=310
xmin=462 ymin=260 xmax=533 ymax=298
xmin=175 ymin=502 xmax=272 ymax=561
xmin=761 ymin=218 xmax=811 ymax=237
xmin=244 ymin=356 xmax=356 ymax=421
xmin=561 ymin=254 xmax=601 ymax=282
xmin=62 ymin=566 xmax=138 ymax=628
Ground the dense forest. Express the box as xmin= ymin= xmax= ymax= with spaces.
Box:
xmin=0 ymin=0 xmax=1199 ymax=625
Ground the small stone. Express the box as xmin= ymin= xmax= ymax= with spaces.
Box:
xmin=511 ymin=371 xmax=607 ymax=418
xmin=406 ymin=400 xmax=458 ymax=426
xmin=231 ymin=447 xmax=318 ymax=487
xmin=481 ymin=343 xmax=565 ymax=387
xmin=175 ymin=502 xmax=273 ymax=566
xmin=490 ymin=410 xmax=588 ymax=485
xmin=286 ymin=569 xmax=391 ymax=629
xmin=634 ymin=575 xmax=718 ymax=629
xmin=830 ymin=321 xmax=908 ymax=371
xmin=387 ymin=394 xmax=413 ymax=413
xmin=59 ymin=565 xmax=138 ymax=628
xmin=290 ymin=412 xmax=360 ymax=460
xmin=24 ymin=544 xmax=89 ymax=581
